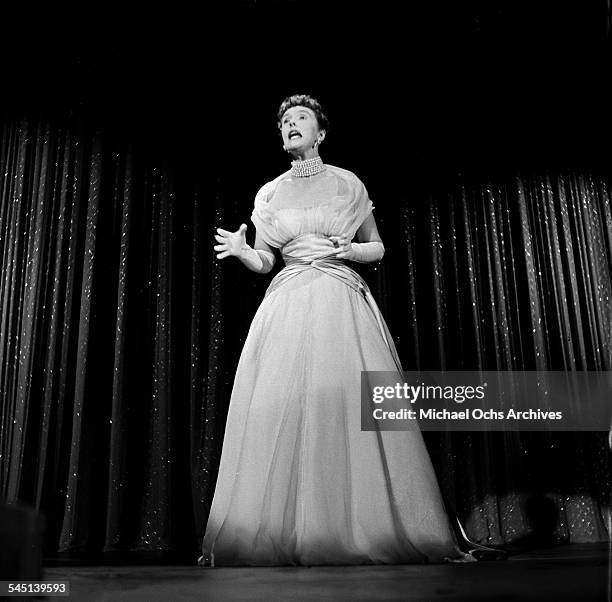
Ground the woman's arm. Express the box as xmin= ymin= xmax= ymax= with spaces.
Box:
xmin=356 ymin=213 xmax=384 ymax=244
xmin=246 ymin=229 xmax=276 ymax=273
xmin=214 ymin=224 xmax=276 ymax=274
xmin=330 ymin=213 xmax=385 ymax=263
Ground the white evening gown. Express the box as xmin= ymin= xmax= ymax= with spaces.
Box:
xmin=200 ymin=164 xmax=471 ymax=566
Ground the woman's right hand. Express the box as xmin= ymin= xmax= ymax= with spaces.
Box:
xmin=214 ymin=224 xmax=248 ymax=259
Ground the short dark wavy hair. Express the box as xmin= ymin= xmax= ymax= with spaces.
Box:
xmin=277 ymin=94 xmax=329 ymax=132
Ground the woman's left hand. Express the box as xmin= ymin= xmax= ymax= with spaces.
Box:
xmin=329 ymin=234 xmax=354 ymax=260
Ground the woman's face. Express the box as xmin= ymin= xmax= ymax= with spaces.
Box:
xmin=280 ymin=105 xmax=322 ymax=154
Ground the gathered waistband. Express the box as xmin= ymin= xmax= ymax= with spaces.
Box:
xmin=265 ymin=257 xmax=367 ymax=299
xmin=263 ymin=257 xmax=403 ymax=374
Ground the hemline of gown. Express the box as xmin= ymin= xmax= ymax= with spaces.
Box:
xmin=196 ymin=550 xmax=477 ymax=567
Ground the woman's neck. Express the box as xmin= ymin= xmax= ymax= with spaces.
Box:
xmin=289 ymin=148 xmax=320 ymax=161
xmin=290 ymin=155 xmax=326 ymax=178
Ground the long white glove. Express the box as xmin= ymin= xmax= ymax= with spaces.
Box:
xmin=238 ymin=245 xmax=275 ymax=274
xmin=349 ymin=241 xmax=385 ymax=263
xmin=214 ymin=224 xmax=275 ymax=274
xmin=329 ymin=235 xmax=385 ymax=264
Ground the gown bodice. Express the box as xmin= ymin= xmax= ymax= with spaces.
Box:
xmin=251 ymin=164 xmax=374 ymax=263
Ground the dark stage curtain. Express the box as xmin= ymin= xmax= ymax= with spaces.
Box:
xmin=0 ymin=113 xmax=610 ymax=558
xmin=391 ymin=173 xmax=612 ymax=546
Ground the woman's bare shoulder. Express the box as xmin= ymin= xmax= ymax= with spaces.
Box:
xmin=324 ymin=164 xmax=366 ymax=187
xmin=255 ymin=169 xmax=293 ymax=201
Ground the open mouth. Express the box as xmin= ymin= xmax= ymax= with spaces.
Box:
xmin=288 ymin=130 xmax=302 ymax=140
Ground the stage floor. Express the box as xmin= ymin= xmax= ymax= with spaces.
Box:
xmin=43 ymin=543 xmax=610 ymax=601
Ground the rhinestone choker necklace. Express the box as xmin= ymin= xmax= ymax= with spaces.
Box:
xmin=290 ymin=156 xmax=326 ymax=178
